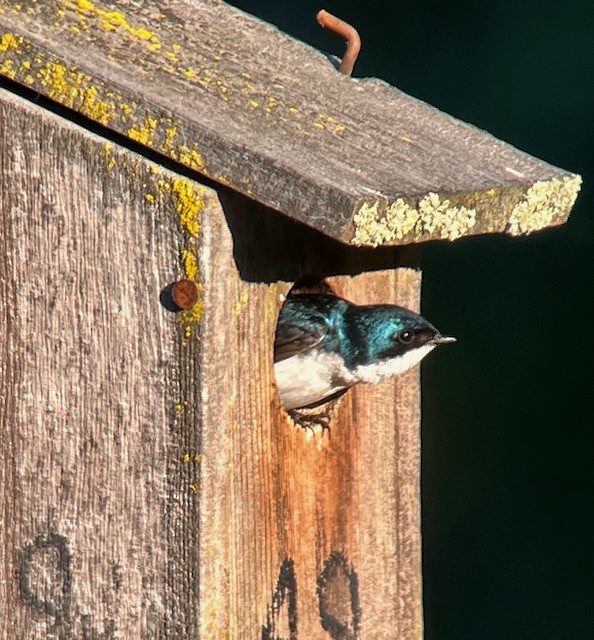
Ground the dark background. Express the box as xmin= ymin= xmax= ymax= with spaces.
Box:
xmin=228 ymin=1 xmax=594 ymax=638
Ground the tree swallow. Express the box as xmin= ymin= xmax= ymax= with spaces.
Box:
xmin=274 ymin=293 xmax=456 ymax=411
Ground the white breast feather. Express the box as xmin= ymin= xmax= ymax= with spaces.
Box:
xmin=275 ymin=344 xmax=436 ymax=410
xmin=354 ymin=344 xmax=435 ymax=384
xmin=274 ymin=351 xmax=355 ymax=411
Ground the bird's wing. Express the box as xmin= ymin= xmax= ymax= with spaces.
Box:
xmin=274 ymin=301 xmax=329 ymax=362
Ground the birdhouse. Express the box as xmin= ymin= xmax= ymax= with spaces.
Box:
xmin=0 ymin=1 xmax=580 ymax=638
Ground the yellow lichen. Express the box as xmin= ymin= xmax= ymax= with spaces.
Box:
xmin=69 ymin=0 xmax=158 ymax=43
xmin=37 ymin=62 xmax=83 ymax=103
xmin=80 ymin=84 xmax=115 ymax=124
xmin=0 ymin=59 xmax=15 ymax=79
xmin=353 ymin=193 xmax=477 ymax=246
xmin=102 ymin=143 xmax=118 ymax=170
xmin=181 ymin=302 xmax=204 ymax=325
xmin=128 ymin=118 xmax=158 ymax=145
xmin=234 ymin=291 xmax=249 ymax=316
xmin=36 ymin=62 xmax=114 ymax=126
xmin=417 ymin=193 xmax=476 ymax=240
xmin=100 ymin=19 xmax=117 ymax=31
xmin=507 ymin=175 xmax=582 ymax=236
xmin=172 ymin=179 xmax=205 ymax=238
xmin=153 ymin=178 xmax=207 ymax=326
xmin=178 ymin=146 xmax=206 ymax=173
xmin=189 ymin=481 xmax=200 ymax=494
xmin=0 ymin=33 xmax=22 ymax=52
xmin=161 ymin=125 xmax=178 ymax=154
xmin=180 ymin=248 xmax=198 ymax=280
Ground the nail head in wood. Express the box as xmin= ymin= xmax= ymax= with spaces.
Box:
xmin=172 ymin=279 xmax=200 ymax=310
xmin=161 ymin=279 xmax=200 ymax=312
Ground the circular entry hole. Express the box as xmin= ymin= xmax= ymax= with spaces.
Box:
xmin=273 ymin=276 xmax=347 ymax=432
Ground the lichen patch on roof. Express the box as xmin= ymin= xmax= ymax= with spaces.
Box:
xmin=352 ymin=194 xmax=477 ymax=246
xmin=507 ymin=175 xmax=582 ymax=236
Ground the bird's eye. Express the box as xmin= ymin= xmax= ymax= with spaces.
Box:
xmin=398 ymin=329 xmax=414 ymax=344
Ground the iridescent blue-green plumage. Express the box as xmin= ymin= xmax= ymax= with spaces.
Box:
xmin=274 ymin=293 xmax=455 ymax=410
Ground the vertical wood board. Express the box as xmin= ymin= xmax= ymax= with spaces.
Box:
xmin=198 ymin=196 xmax=423 ymax=638
xmin=0 ymin=88 xmax=212 ymax=638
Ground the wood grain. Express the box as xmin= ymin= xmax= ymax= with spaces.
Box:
xmin=197 ymin=206 xmax=423 ymax=637
xmin=0 ymin=0 xmax=581 ymax=245
xmin=0 ymin=87 xmax=205 ymax=638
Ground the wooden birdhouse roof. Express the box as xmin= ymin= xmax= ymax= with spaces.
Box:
xmin=0 ymin=0 xmax=581 ymax=245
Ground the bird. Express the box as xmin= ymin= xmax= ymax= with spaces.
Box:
xmin=274 ymin=293 xmax=456 ymax=411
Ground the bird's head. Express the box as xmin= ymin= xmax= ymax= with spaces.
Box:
xmin=346 ymin=305 xmax=456 ymax=384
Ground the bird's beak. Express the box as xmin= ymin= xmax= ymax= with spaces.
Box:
xmin=431 ymin=334 xmax=457 ymax=345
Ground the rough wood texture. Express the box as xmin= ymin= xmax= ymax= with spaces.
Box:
xmin=0 ymin=88 xmax=206 ymax=638
xmin=0 ymin=0 xmax=581 ymax=246
xmin=1 ymin=86 xmax=425 ymax=638
xmin=199 ymin=210 xmax=422 ymax=639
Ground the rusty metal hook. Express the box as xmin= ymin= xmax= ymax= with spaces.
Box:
xmin=316 ymin=9 xmax=361 ymax=76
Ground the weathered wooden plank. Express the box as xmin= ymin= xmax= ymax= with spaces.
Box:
xmin=197 ymin=220 xmax=423 ymax=637
xmin=0 ymin=0 xmax=581 ymax=246
xmin=0 ymin=87 xmax=210 ymax=638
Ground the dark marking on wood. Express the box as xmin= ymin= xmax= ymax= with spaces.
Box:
xmin=19 ymin=532 xmax=73 ymax=626
xmin=317 ymin=552 xmax=361 ymax=640
xmin=18 ymin=531 xmax=115 ymax=639
xmin=261 ymin=559 xmax=298 ymax=640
